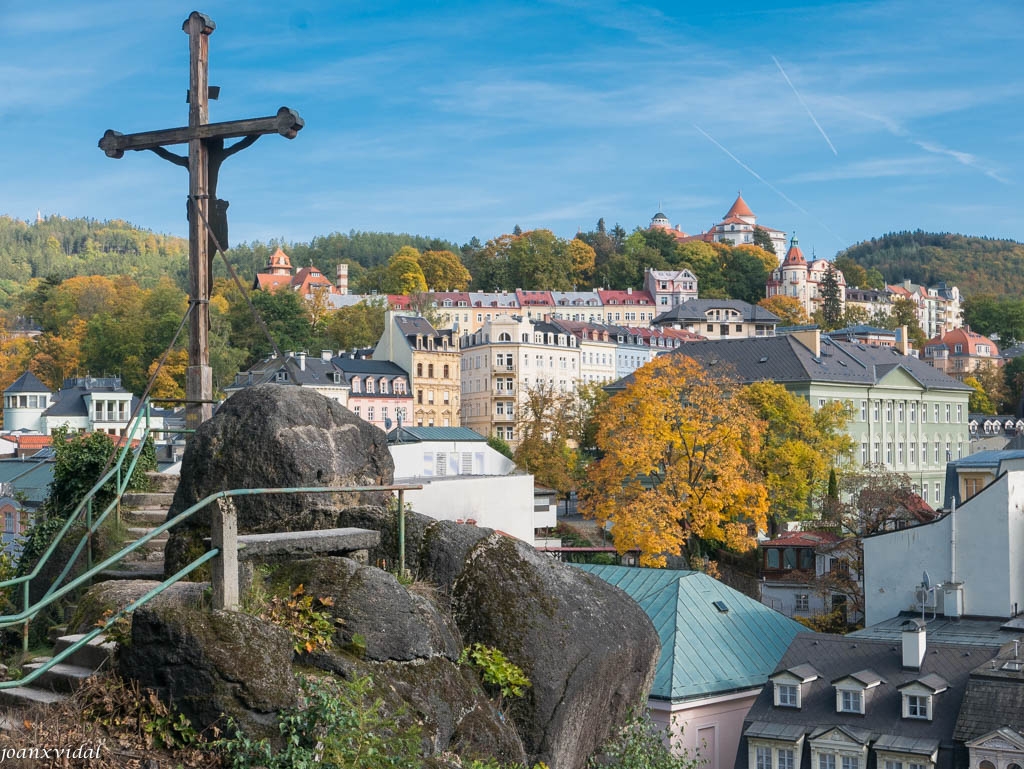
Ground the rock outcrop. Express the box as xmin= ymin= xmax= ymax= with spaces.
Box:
xmin=164 ymin=384 xmax=394 ymax=575
xmin=120 ymin=386 xmax=658 ymax=768
xmin=119 ymin=605 xmax=300 ymax=741
xmin=448 ymin=531 xmax=659 ymax=769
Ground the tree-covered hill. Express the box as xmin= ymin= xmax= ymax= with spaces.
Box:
xmin=836 ymin=231 xmax=1024 ymax=297
xmin=0 ymin=215 xmax=190 ymax=290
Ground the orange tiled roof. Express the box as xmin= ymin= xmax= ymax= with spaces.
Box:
xmin=725 ymin=192 xmax=754 ymax=219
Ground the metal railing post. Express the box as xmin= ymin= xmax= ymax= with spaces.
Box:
xmin=398 ymin=489 xmax=406 ymax=577
xmin=116 ymin=465 xmax=122 ymax=526
xmin=211 ymin=497 xmax=239 ymax=610
xmin=86 ymin=499 xmax=93 ymax=571
xmin=21 ymin=582 xmax=29 ymax=652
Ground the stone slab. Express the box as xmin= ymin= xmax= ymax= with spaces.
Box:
xmin=215 ymin=527 xmax=380 ymax=561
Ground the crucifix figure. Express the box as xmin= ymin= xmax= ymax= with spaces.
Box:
xmin=99 ymin=11 xmax=304 ymax=429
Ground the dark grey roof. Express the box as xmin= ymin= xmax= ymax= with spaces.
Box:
xmin=4 ymin=371 xmax=50 ymax=394
xmin=734 ymin=632 xmax=1000 ymax=769
xmin=395 ymin=315 xmax=450 ymax=339
xmin=637 ymin=335 xmax=973 ymax=392
xmin=229 ymin=354 xmax=350 ymax=389
xmin=953 ymin=643 xmax=1024 ymax=741
xmin=849 ymin=613 xmax=1024 ymax=647
xmin=331 ymin=357 xmax=409 ymax=378
xmin=42 ymin=378 xmax=135 ymax=418
xmin=652 ymin=298 xmax=780 ymax=326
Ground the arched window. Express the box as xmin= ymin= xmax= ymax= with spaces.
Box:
xmin=379 ymin=378 xmax=388 ymax=394
xmin=979 ymin=761 xmax=996 ymax=769
xmin=443 ymin=364 xmax=450 ymax=378
xmin=351 ymin=377 xmax=361 ymax=393
xmin=498 ymin=332 xmax=512 ymax=342
xmin=366 ymin=378 xmax=375 ymax=393
xmin=417 ymin=363 xmax=423 ymax=377
xmin=1006 ymin=763 xmax=1021 ymax=769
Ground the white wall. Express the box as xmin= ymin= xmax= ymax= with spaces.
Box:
xmin=863 ymin=469 xmax=1024 ymax=624
xmin=390 ymin=440 xmax=516 ymax=478
xmin=400 ymin=474 xmax=537 ymax=544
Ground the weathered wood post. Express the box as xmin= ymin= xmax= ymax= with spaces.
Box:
xmin=211 ymin=496 xmax=239 ymax=610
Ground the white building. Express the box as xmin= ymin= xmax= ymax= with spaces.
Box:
xmin=862 ymin=462 xmax=1024 ymax=626
xmin=387 ymin=426 xmax=555 ymax=545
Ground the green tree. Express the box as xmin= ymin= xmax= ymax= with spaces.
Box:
xmin=323 ymin=300 xmax=387 ymax=352
xmin=385 ymin=247 xmax=428 ymax=295
xmin=753 ymin=226 xmax=776 ymax=256
xmin=820 ymin=264 xmax=843 ymax=330
xmin=834 ymin=256 xmax=867 ymax=289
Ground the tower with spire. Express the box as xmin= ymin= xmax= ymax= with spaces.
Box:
xmin=765 ymin=235 xmax=846 ymax=319
xmin=646 ymin=192 xmax=787 ymax=259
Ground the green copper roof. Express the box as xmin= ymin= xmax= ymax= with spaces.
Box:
xmin=576 ymin=565 xmax=806 ymax=702
xmin=387 ymin=426 xmax=486 ymax=443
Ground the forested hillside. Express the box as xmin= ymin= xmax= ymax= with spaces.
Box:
xmin=836 ymin=231 xmax=1024 ymax=297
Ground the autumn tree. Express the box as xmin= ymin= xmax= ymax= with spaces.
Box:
xmin=966 ymin=364 xmax=1009 ymax=413
xmin=738 ymin=382 xmax=853 ymax=534
xmin=419 ymin=250 xmax=471 ymax=291
xmin=514 ymin=383 xmax=578 ymax=496
xmin=322 ymin=299 xmax=387 ymax=352
xmin=385 ymin=247 xmax=428 ymax=295
xmin=581 ymin=355 xmax=768 ymax=566
xmin=759 ymin=296 xmax=810 ymax=326
xmin=964 ymin=376 xmax=994 ymax=414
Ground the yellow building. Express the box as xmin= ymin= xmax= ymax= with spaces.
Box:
xmin=374 ymin=312 xmax=462 ymax=427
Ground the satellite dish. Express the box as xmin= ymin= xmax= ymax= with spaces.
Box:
xmin=922 ymin=571 xmax=931 ymax=590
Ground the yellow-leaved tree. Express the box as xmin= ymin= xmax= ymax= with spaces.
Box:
xmin=581 ymin=354 xmax=768 ymax=566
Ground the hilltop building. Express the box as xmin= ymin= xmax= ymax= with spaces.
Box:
xmin=922 ymin=328 xmax=1001 ymax=382
xmin=765 ymin=236 xmax=847 ymax=319
xmin=888 ymin=281 xmax=962 ymax=340
xmin=649 ymin=193 xmax=788 ymax=258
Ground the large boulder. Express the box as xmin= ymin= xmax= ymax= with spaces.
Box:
xmin=118 ymin=605 xmax=300 ymax=741
xmin=164 ymin=384 xmax=394 ymax=575
xmin=265 ymin=556 xmax=461 ymax=662
xmin=450 ymin=532 xmax=660 ymax=769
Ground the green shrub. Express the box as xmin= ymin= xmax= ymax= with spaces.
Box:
xmin=588 ymin=710 xmax=703 ymax=769
xmin=459 ymin=642 xmax=531 ymax=705
xmin=216 ymin=673 xmax=422 ymax=769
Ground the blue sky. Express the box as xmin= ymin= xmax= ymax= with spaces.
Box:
xmin=2 ymin=1 xmax=1023 ymax=259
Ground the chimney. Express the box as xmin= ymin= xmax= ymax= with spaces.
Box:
xmin=791 ymin=328 xmax=821 ymax=357
xmin=298 ymin=352 xmax=306 ymax=371
xmin=897 ymin=325 xmax=911 ymax=355
xmin=321 ymin=350 xmax=332 ymax=362
xmin=627 ymin=287 xmax=633 ymax=294
xmin=901 ymin=618 xmax=927 ymax=669
xmin=336 ymin=263 xmax=349 ymax=295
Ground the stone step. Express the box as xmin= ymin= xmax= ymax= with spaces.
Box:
xmin=144 ymin=471 xmax=179 ymax=494
xmin=20 ymin=662 xmax=95 ymax=693
xmin=123 ymin=509 xmax=168 ymax=525
xmin=0 ymin=686 xmax=68 ymax=710
xmin=53 ymin=634 xmax=115 ymax=670
xmin=98 ymin=561 xmax=165 ymax=581
xmin=126 ymin=526 xmax=168 ymax=541
xmin=121 ymin=491 xmax=174 ymax=509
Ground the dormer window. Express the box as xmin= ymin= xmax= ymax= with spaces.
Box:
xmin=840 ymin=690 xmax=863 ymax=714
xmin=276 ymin=371 xmax=288 ymax=382
xmin=897 ymin=675 xmax=946 ymax=722
xmin=832 ymin=670 xmax=883 ymax=714
xmin=771 ymin=665 xmax=818 ymax=710
xmin=777 ymin=683 xmax=799 ymax=707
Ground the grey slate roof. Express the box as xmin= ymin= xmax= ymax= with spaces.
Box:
xmin=953 ymin=642 xmax=1024 ymax=741
xmin=42 ymin=377 xmax=137 ymax=418
xmin=230 ymin=354 xmax=349 ymax=389
xmin=849 ymin=613 xmax=1024 ymax=648
xmin=4 ymin=371 xmax=50 ymax=394
xmin=395 ymin=315 xmax=450 ymax=339
xmin=660 ymin=335 xmax=971 ymax=391
xmin=735 ymin=632 xmax=1001 ymax=769
xmin=575 ymin=565 xmax=805 ymax=702
xmin=652 ymin=298 xmax=780 ymax=326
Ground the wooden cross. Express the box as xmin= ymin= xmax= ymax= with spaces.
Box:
xmin=98 ymin=11 xmax=304 ymax=429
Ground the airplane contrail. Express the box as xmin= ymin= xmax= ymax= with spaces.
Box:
xmin=772 ymin=55 xmax=838 ymax=156
xmin=691 ymin=124 xmax=847 ymax=246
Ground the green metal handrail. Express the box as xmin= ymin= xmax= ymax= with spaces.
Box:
xmin=0 ymin=483 xmax=419 ymax=684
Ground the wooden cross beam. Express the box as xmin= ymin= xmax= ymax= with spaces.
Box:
xmin=98 ymin=11 xmax=304 ymax=430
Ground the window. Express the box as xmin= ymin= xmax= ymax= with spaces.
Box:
xmin=898 ymin=442 xmax=904 ymax=465
xmin=842 ymin=757 xmax=859 ymax=769
xmin=861 ymin=442 xmax=868 ymax=465
xmin=795 ymin=594 xmax=809 ymax=612
xmin=873 ymin=402 xmax=880 ymax=421
xmin=367 ymin=406 xmax=375 ymax=421
xmin=779 ymin=750 xmax=795 ymax=769
xmin=957 ymin=404 xmax=962 ymax=422
xmin=861 ymin=401 xmax=867 ymax=421
xmin=910 ymin=402 xmax=917 ymax=422
xmin=905 ymin=694 xmax=929 ymax=719
xmin=756 ymin=747 xmax=772 ymax=769
xmin=417 ymin=363 xmax=423 ymax=377
xmin=934 ymin=404 xmax=940 ymax=422
xmin=873 ymin=442 xmax=880 ymax=463
xmin=885 ymin=762 xmax=902 ymax=769
xmin=934 ymin=482 xmax=940 ymax=503
xmin=819 ymin=755 xmax=835 ymax=769
xmin=945 ymin=404 xmax=951 ymax=422
xmin=777 ymin=682 xmax=799 ymax=706
xmin=3 ymin=512 xmax=12 ymax=534
xmin=934 ymin=442 xmax=940 ymax=464
xmin=353 ymin=406 xmax=361 ymax=417
xmin=366 ymin=378 xmax=375 ymax=393
xmin=839 ymin=689 xmax=863 ymax=713
xmin=910 ymin=441 xmax=916 ymax=465
xmin=922 ymin=405 xmax=927 ymax=423
xmin=443 ymin=364 xmax=450 ymax=378
xmin=886 ymin=402 xmax=893 ymax=422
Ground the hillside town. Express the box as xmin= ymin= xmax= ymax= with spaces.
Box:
xmin=2 ymin=3 xmax=1024 ymax=767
